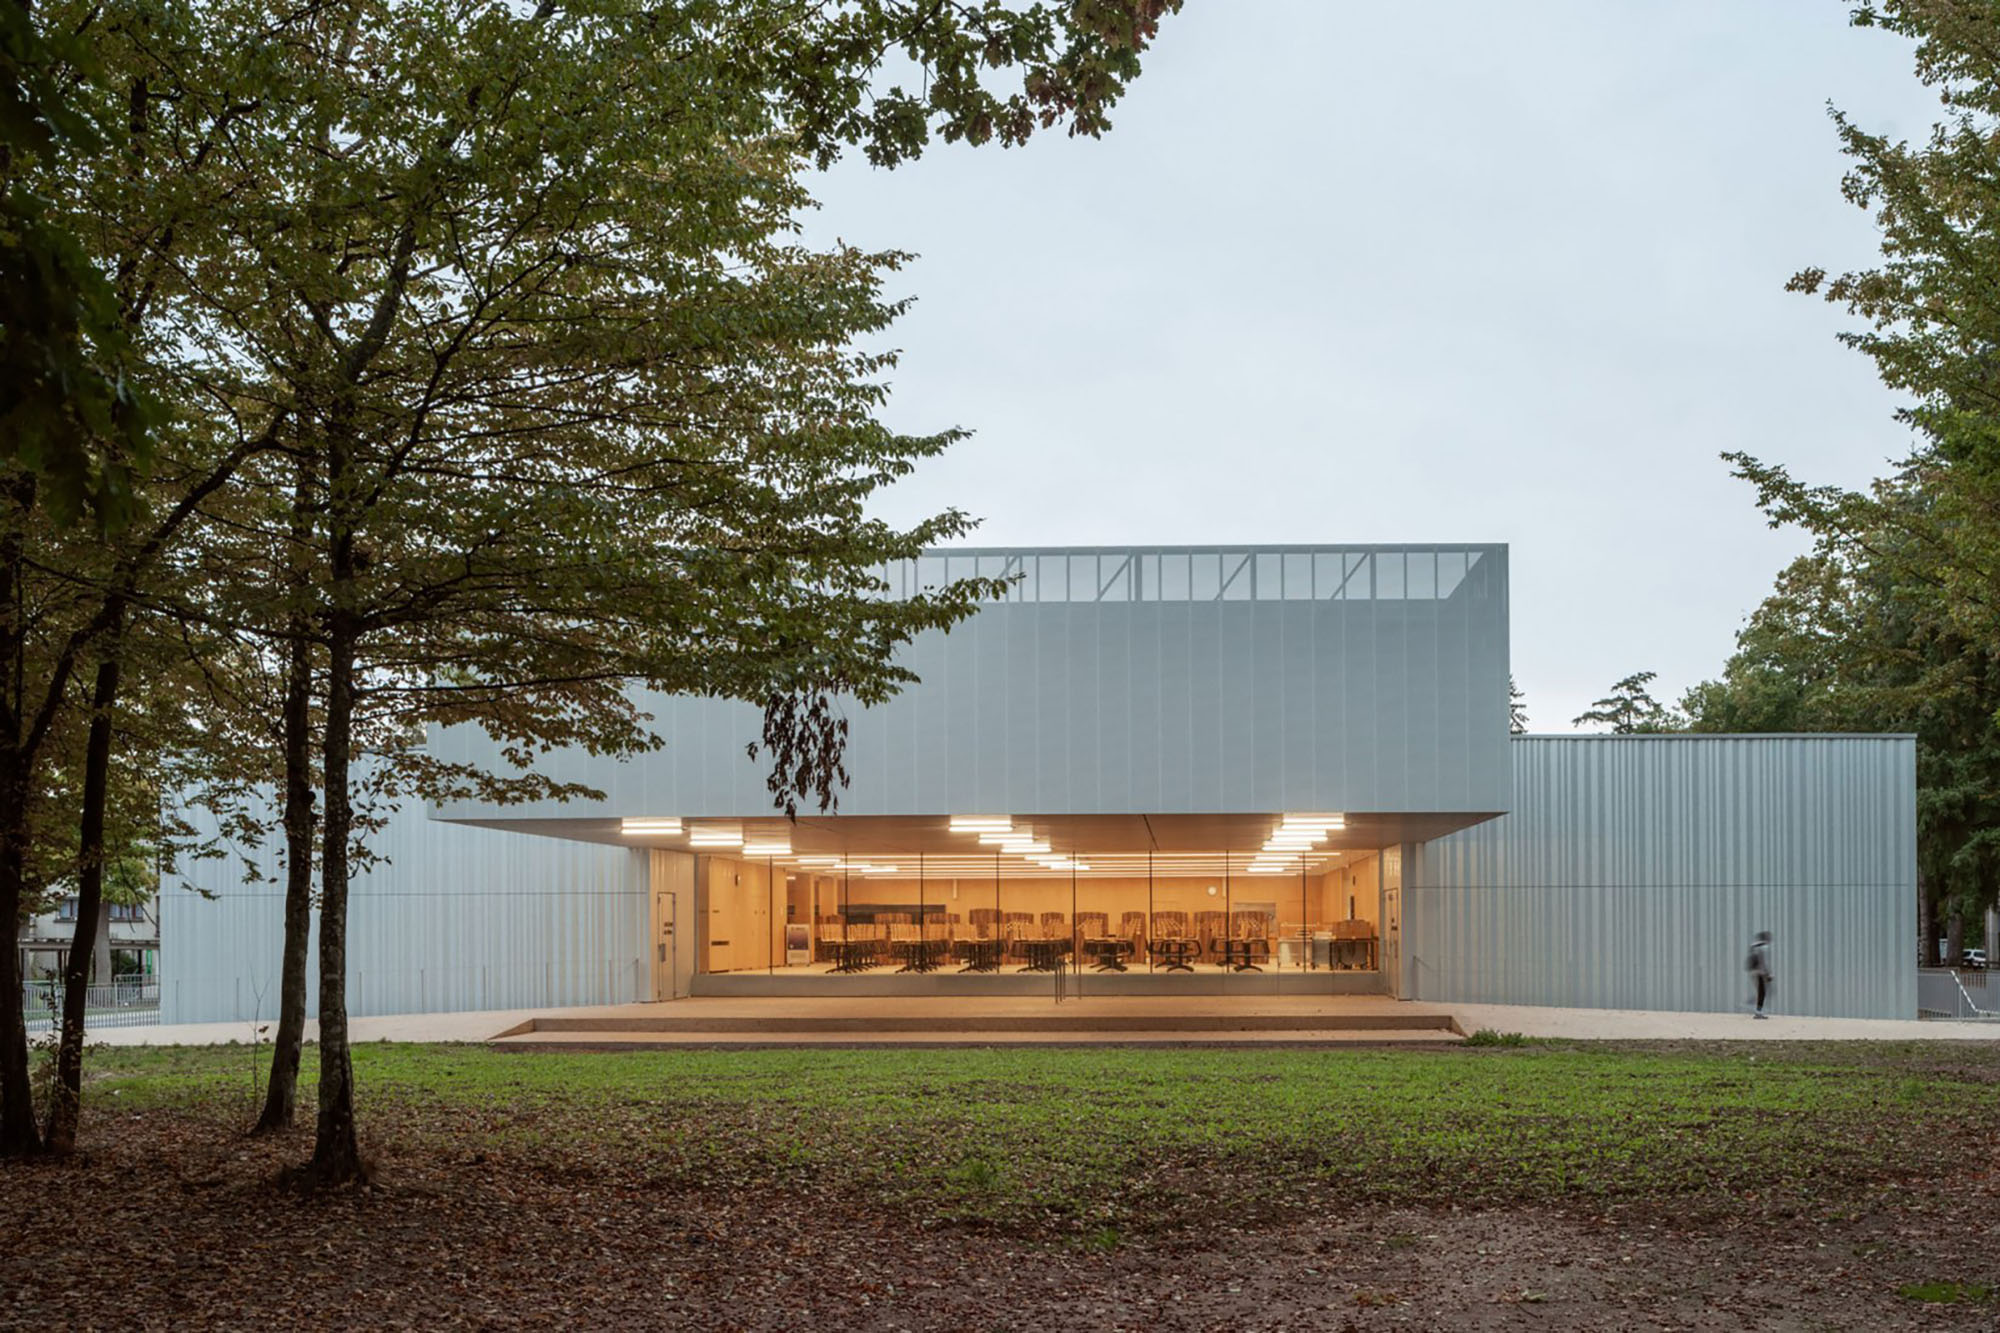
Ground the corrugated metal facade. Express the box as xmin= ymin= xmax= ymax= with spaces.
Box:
xmin=1407 ymin=736 xmax=1916 ymax=1019
xmin=430 ymin=544 xmax=1512 ymax=821
xmin=159 ymin=797 xmax=650 ymax=1024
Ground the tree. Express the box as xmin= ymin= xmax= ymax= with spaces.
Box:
xmin=0 ymin=0 xmax=154 ymax=528
xmin=1573 ymin=671 xmax=1679 ymax=734
xmin=107 ymin=0 xmax=1184 ymax=1188
xmin=1714 ymin=0 xmax=2000 ymax=966
xmin=0 ymin=0 xmax=295 ymax=1155
xmin=4 ymin=0 xmax=1184 ymax=1167
xmin=1727 ymin=0 xmax=2000 ymax=681
xmin=1509 ymin=676 xmax=1528 ymax=734
xmin=1683 ymin=492 xmax=2000 ymax=966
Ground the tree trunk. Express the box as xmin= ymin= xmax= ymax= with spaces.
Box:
xmin=0 ymin=470 xmax=44 ymax=1157
xmin=299 ymin=425 xmax=364 ymax=1187
xmin=253 ymin=629 xmax=314 ymax=1134
xmin=254 ymin=476 xmax=317 ymax=1135
xmin=1945 ymin=909 xmax=1965 ymax=970
xmin=44 ymin=623 xmax=123 ymax=1155
xmin=0 ymin=778 xmax=40 ymax=1158
xmin=301 ymin=607 xmax=362 ymax=1186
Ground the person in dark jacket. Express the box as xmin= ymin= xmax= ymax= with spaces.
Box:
xmin=1748 ymin=930 xmax=1773 ymax=1018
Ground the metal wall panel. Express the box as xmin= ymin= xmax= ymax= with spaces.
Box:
xmin=430 ymin=544 xmax=1512 ymax=821
xmin=1407 ymin=736 xmax=1917 ymax=1019
xmin=159 ymin=794 xmax=650 ymax=1024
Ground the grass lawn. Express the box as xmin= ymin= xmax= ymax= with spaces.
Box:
xmin=4 ymin=1039 xmax=1994 ymax=1328
xmin=88 ymin=1038 xmax=1998 ymax=1230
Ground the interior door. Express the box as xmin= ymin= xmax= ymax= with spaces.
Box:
xmin=1381 ymin=886 xmax=1401 ymax=997
xmin=652 ymin=889 xmax=681 ymax=1000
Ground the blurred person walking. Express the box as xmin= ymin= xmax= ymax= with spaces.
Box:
xmin=1747 ymin=930 xmax=1773 ymax=1018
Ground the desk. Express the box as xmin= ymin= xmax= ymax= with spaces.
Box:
xmin=1331 ymin=937 xmax=1378 ymax=970
xmin=1019 ymin=938 xmax=1068 ymax=972
xmin=955 ymin=938 xmax=1002 ymax=973
xmin=829 ymin=939 xmax=876 ymax=974
xmin=892 ymin=939 xmax=949 ymax=973
xmin=1215 ymin=938 xmax=1270 ymax=972
xmin=1151 ymin=938 xmax=1199 ymax=972
xmin=1085 ymin=937 xmax=1133 ymax=972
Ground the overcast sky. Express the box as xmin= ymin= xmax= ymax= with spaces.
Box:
xmin=801 ymin=2 xmax=1937 ymax=733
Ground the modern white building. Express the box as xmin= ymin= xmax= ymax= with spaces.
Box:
xmin=162 ymin=545 xmax=1917 ymax=1022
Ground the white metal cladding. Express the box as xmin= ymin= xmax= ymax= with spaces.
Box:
xmin=429 ymin=543 xmax=1511 ymax=821
xmin=1406 ymin=735 xmax=1917 ymax=1019
xmin=159 ymin=794 xmax=650 ymax=1024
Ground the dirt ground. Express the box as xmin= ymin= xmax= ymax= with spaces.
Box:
xmin=3 ymin=1111 xmax=1996 ymax=1331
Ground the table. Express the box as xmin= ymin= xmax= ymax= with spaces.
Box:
xmin=1215 ymin=938 xmax=1270 ymax=972
xmin=1085 ymin=937 xmax=1133 ymax=972
xmin=828 ymin=939 xmax=876 ymax=974
xmin=1019 ymin=938 xmax=1068 ymax=972
xmin=1151 ymin=938 xmax=1199 ymax=972
xmin=955 ymin=938 xmax=1003 ymax=973
xmin=1331 ymin=937 xmax=1378 ymax=970
xmin=892 ymin=939 xmax=949 ymax=973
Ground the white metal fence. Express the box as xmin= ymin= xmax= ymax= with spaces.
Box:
xmin=1917 ymin=968 xmax=1998 ymax=1021
xmin=22 ymin=979 xmax=162 ymax=1034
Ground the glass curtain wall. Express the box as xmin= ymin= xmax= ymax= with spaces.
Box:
xmin=697 ymin=849 xmax=1385 ymax=976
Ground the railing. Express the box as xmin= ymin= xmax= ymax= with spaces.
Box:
xmin=22 ymin=979 xmax=162 ymax=1034
xmin=1917 ymin=968 xmax=1998 ymax=1021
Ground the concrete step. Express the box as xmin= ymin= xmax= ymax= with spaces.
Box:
xmin=491 ymin=1026 xmax=1465 ymax=1049
xmin=493 ymin=1010 xmax=1459 ymax=1038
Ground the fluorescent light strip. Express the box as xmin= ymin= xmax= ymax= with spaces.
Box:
xmin=619 ymin=817 xmax=683 ymax=835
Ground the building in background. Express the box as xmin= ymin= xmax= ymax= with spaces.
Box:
xmin=161 ymin=545 xmax=1918 ymax=1022
xmin=18 ymin=895 xmax=159 ymax=986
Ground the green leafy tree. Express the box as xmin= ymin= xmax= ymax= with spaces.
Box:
xmin=80 ymin=0 xmax=1182 ymax=1187
xmin=0 ymin=0 xmax=1183 ymax=1167
xmin=0 ymin=0 xmax=297 ymax=1156
xmin=1683 ymin=495 xmax=2000 ymax=966
xmin=0 ymin=0 xmax=154 ymax=529
xmin=1713 ymin=0 xmax=2000 ymax=967
xmin=1727 ymin=0 xmax=2000 ymax=679
xmin=1573 ymin=671 xmax=1679 ymax=734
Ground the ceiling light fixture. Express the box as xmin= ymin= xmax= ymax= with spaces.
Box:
xmin=1280 ymin=813 xmax=1345 ymax=831
xmin=619 ymin=817 xmax=683 ymax=836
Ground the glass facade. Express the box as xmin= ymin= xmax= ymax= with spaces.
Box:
xmin=696 ymin=845 xmax=1386 ymax=979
